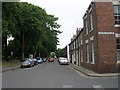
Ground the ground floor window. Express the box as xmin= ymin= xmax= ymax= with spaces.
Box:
xmin=81 ymin=50 xmax=83 ymax=62
xmin=117 ymin=51 xmax=120 ymax=62
xmin=86 ymin=44 xmax=89 ymax=63
xmin=116 ymin=37 xmax=120 ymax=49
xmin=76 ymin=51 xmax=78 ymax=65
xmin=116 ymin=37 xmax=120 ymax=62
xmin=91 ymin=41 xmax=95 ymax=64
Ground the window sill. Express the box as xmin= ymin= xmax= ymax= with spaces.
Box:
xmin=85 ymin=34 xmax=88 ymax=36
xmin=90 ymin=29 xmax=93 ymax=33
xmin=114 ymin=25 xmax=120 ymax=28
xmin=117 ymin=61 xmax=120 ymax=64
xmin=86 ymin=61 xmax=89 ymax=63
xmin=91 ymin=62 xmax=95 ymax=64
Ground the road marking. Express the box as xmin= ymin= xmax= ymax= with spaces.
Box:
xmin=63 ymin=85 xmax=74 ymax=88
xmin=93 ymin=84 xmax=104 ymax=90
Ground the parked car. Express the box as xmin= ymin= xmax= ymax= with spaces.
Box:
xmin=43 ymin=58 xmax=47 ymax=62
xmin=48 ymin=58 xmax=54 ymax=62
xmin=33 ymin=58 xmax=38 ymax=65
xmin=36 ymin=57 xmax=43 ymax=64
xmin=58 ymin=57 xmax=69 ymax=65
xmin=21 ymin=58 xmax=34 ymax=68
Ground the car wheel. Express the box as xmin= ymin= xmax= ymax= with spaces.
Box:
xmin=21 ymin=66 xmax=23 ymax=68
xmin=30 ymin=64 xmax=32 ymax=67
xmin=32 ymin=64 xmax=34 ymax=67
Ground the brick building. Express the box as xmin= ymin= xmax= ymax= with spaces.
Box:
xmin=69 ymin=0 xmax=120 ymax=73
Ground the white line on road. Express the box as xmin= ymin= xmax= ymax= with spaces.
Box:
xmin=93 ymin=84 xmax=104 ymax=90
xmin=63 ymin=85 xmax=74 ymax=88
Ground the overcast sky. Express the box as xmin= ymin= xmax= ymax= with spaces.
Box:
xmin=20 ymin=0 xmax=92 ymax=49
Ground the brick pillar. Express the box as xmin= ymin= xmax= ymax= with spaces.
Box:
xmin=97 ymin=34 xmax=117 ymax=73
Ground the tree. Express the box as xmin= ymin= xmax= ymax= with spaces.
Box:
xmin=2 ymin=2 xmax=61 ymax=60
xmin=55 ymin=48 xmax=64 ymax=58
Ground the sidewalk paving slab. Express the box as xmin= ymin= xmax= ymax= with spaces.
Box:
xmin=69 ymin=63 xmax=120 ymax=77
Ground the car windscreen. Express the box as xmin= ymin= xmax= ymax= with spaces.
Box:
xmin=37 ymin=58 xmax=42 ymax=60
xmin=24 ymin=60 xmax=30 ymax=63
xmin=37 ymin=58 xmax=40 ymax=60
xmin=59 ymin=59 xmax=67 ymax=61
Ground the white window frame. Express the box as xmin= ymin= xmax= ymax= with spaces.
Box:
xmin=116 ymin=37 xmax=120 ymax=50
xmin=85 ymin=19 xmax=88 ymax=35
xmin=114 ymin=5 xmax=120 ymax=26
xmin=80 ymin=33 xmax=83 ymax=45
xmin=81 ymin=50 xmax=83 ymax=62
xmin=91 ymin=40 xmax=95 ymax=64
xmin=86 ymin=43 xmax=89 ymax=63
xmin=116 ymin=37 xmax=120 ymax=63
xmin=89 ymin=12 xmax=93 ymax=31
xmin=74 ymin=41 xmax=75 ymax=49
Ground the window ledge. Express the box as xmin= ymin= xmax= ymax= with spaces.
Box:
xmin=90 ymin=29 xmax=93 ymax=33
xmin=86 ymin=61 xmax=89 ymax=63
xmin=114 ymin=25 xmax=120 ymax=28
xmin=117 ymin=61 xmax=120 ymax=64
xmin=91 ymin=62 xmax=95 ymax=64
xmin=85 ymin=34 xmax=88 ymax=36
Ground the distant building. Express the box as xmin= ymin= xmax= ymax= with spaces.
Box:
xmin=69 ymin=0 xmax=120 ymax=73
xmin=63 ymin=46 xmax=67 ymax=58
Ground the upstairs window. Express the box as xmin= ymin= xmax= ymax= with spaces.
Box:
xmin=114 ymin=5 xmax=120 ymax=26
xmin=90 ymin=12 xmax=93 ymax=31
xmin=86 ymin=43 xmax=89 ymax=63
xmin=85 ymin=19 xmax=88 ymax=35
xmin=116 ymin=37 xmax=120 ymax=50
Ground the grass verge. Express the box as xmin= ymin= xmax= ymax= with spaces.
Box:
xmin=2 ymin=59 xmax=21 ymax=68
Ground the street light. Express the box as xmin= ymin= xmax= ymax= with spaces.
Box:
xmin=11 ymin=51 xmax=13 ymax=66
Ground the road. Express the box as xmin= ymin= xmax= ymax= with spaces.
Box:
xmin=2 ymin=60 xmax=119 ymax=89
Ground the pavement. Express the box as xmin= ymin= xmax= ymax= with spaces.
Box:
xmin=69 ymin=63 xmax=120 ymax=77
xmin=1 ymin=63 xmax=120 ymax=77
xmin=1 ymin=65 xmax=20 ymax=72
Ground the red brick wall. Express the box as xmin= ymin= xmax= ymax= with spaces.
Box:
xmin=70 ymin=2 xmax=120 ymax=73
xmin=81 ymin=2 xmax=118 ymax=73
xmin=95 ymin=2 xmax=117 ymax=72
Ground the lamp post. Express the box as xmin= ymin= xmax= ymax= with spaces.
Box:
xmin=11 ymin=51 xmax=13 ymax=66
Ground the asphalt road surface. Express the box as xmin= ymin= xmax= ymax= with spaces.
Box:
xmin=2 ymin=60 xmax=119 ymax=89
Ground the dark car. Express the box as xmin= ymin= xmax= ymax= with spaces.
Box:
xmin=33 ymin=58 xmax=38 ymax=65
xmin=21 ymin=58 xmax=34 ymax=68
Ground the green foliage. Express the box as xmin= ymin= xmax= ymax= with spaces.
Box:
xmin=50 ymin=52 xmax=56 ymax=58
xmin=2 ymin=2 xmax=61 ymax=60
xmin=55 ymin=48 xmax=64 ymax=58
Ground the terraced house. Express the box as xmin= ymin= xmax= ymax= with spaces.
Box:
xmin=69 ymin=0 xmax=120 ymax=73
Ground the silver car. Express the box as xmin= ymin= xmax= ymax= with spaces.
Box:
xmin=58 ymin=57 xmax=69 ymax=65
xmin=21 ymin=58 xmax=34 ymax=68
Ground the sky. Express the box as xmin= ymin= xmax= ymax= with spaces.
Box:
xmin=20 ymin=0 xmax=92 ymax=49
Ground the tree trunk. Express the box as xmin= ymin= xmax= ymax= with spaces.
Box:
xmin=21 ymin=32 xmax=24 ymax=60
xmin=5 ymin=36 xmax=8 ymax=60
